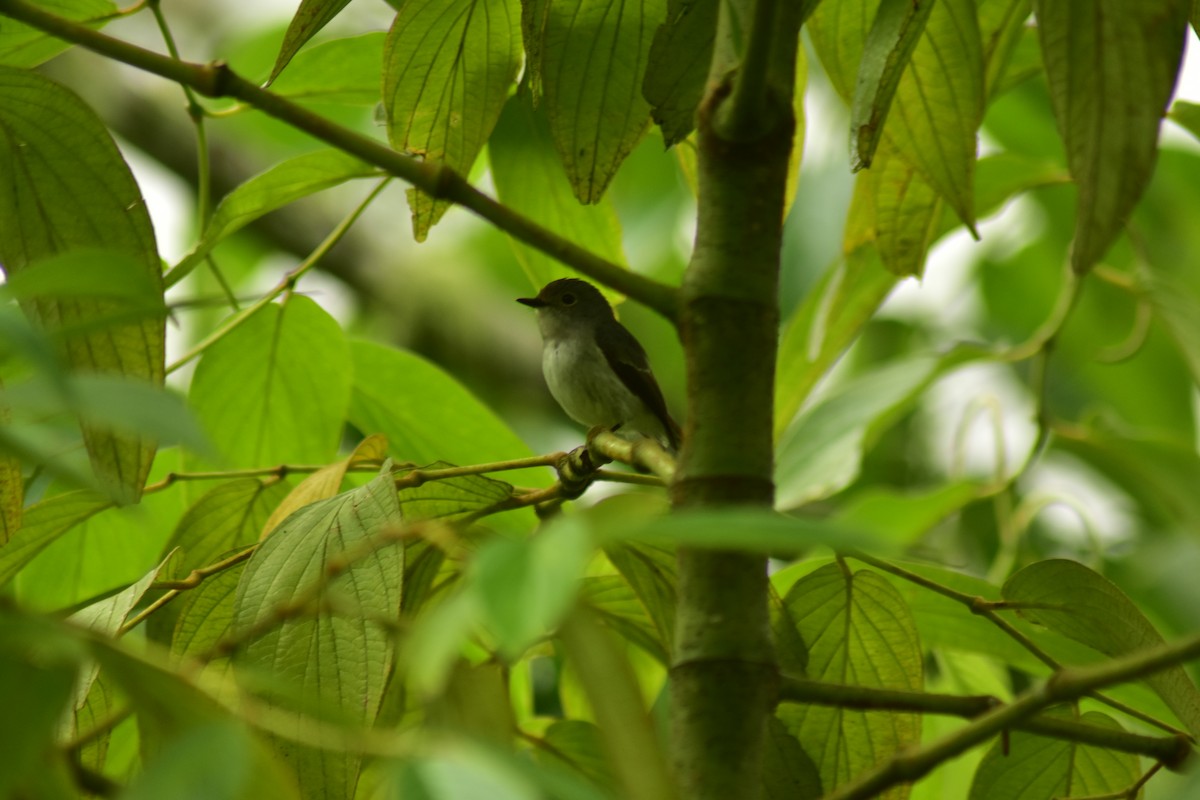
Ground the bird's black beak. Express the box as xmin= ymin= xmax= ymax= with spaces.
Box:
xmin=517 ymin=296 xmax=545 ymax=308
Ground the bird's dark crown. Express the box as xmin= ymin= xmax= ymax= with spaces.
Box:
xmin=518 ymin=278 xmax=614 ymax=317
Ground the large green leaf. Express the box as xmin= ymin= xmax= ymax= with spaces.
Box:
xmin=774 ymin=248 xmax=899 ymax=437
xmin=540 ymin=0 xmax=667 ymax=202
xmin=1033 ymin=0 xmax=1189 ymax=274
xmin=234 ymin=470 xmax=404 ymax=799
xmin=172 ymin=566 xmax=243 ymax=665
xmin=148 ymin=478 xmax=290 ymax=644
xmin=167 ymin=150 xmax=378 ymax=286
xmin=977 ymin=0 xmax=1033 ymax=98
xmin=123 ymin=720 xmax=302 ymax=800
xmin=348 ymin=340 xmax=542 ymax=484
xmin=762 ymin=716 xmax=822 ymax=799
xmin=270 ymin=32 xmax=385 ymax=105
xmin=582 ymin=574 xmax=669 ymax=664
xmin=775 ymin=354 xmax=956 ymax=509
xmin=778 ymin=563 xmax=922 ymax=799
xmin=471 ymin=514 xmax=593 ymax=659
xmin=489 ymin=93 xmax=628 ymax=290
xmin=0 ymin=490 xmax=110 ymax=586
xmin=968 ymin=709 xmax=1140 ymax=800
xmin=810 ymin=0 xmax=982 ymax=228
xmin=0 ymin=0 xmax=114 ymax=67
xmin=0 ymin=69 xmax=164 ymax=503
xmin=604 ymin=540 xmax=676 ymax=657
xmin=849 ymin=0 xmax=934 ymax=171
xmin=267 ymin=0 xmax=354 ymax=84
xmin=162 ymin=479 xmax=290 ymax=576
xmin=397 ymin=466 xmax=515 ymax=522
xmin=882 ymin=0 xmax=982 ymax=229
xmin=0 ymin=611 xmax=82 ymax=798
xmin=642 ymin=0 xmax=718 ymax=145
xmin=188 ymin=295 xmax=352 ymax=469
xmin=862 ymin=142 xmax=943 ymax=277
xmin=66 ymin=556 xmax=173 ymax=719
xmin=1003 ymin=558 xmax=1200 ymax=736
xmin=383 ymin=0 xmax=522 ymax=239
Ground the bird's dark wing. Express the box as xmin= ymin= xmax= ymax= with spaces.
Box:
xmin=597 ymin=322 xmax=681 ymax=451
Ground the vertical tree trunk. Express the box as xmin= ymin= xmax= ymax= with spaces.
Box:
xmin=669 ymin=1 xmax=803 ymax=796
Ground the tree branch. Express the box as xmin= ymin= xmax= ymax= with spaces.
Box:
xmin=845 ymin=549 xmax=1190 ymax=736
xmin=0 ymin=0 xmax=679 ymax=321
xmin=821 ymin=635 xmax=1200 ymax=799
xmin=778 ymin=677 xmax=1189 ymax=764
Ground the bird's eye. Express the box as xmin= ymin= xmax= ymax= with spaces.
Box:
xmin=561 ymin=293 xmax=577 ymax=306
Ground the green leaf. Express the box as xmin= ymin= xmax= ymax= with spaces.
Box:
xmin=67 ymin=555 xmax=173 ymax=716
xmin=150 ymin=478 xmax=289 ymax=644
xmin=642 ymin=0 xmax=718 ymax=146
xmin=604 ymin=540 xmax=676 ymax=658
xmin=267 ymin=0 xmax=354 ymax=84
xmin=850 ymin=0 xmax=934 ymax=171
xmin=167 ymin=150 xmax=377 ymax=286
xmin=172 ymin=566 xmax=243 ymax=664
xmin=968 ymin=709 xmax=1140 ymax=800
xmin=807 ymin=0 xmax=874 ymax=102
xmin=882 ymin=0 xmax=983 ymax=230
xmin=1003 ymin=558 xmax=1200 ymax=736
xmin=978 ymin=0 xmax=1033 ymax=98
xmin=775 ymin=353 xmax=958 ymax=508
xmin=397 ymin=465 xmax=515 ymax=521
xmin=1033 ymin=0 xmax=1189 ymax=274
xmin=1170 ymin=99 xmax=1200 ymax=141
xmin=531 ymin=720 xmax=616 ymax=792
xmin=123 ymin=720 xmax=302 ymax=800
xmin=1053 ymin=423 xmax=1200 ymax=532
xmin=774 ymin=248 xmax=899 ymax=437
xmin=489 ymin=92 xmax=628 ymax=290
xmin=189 ymin=295 xmax=352 ymax=469
xmin=472 ymin=514 xmax=594 ymax=659
xmin=383 ymin=0 xmax=522 ymax=240
xmin=541 ymin=0 xmax=667 ymax=202
xmin=600 ymin=506 xmax=886 ymax=555
xmin=348 ymin=340 xmax=543 ymax=484
xmin=810 ymin=0 xmax=984 ymax=229
xmin=269 ymin=32 xmax=385 ymax=105
xmin=762 ymin=716 xmax=823 ymax=799
xmin=777 ymin=563 xmax=922 ymax=796
xmin=582 ymin=575 xmax=669 ymax=664
xmin=863 ymin=142 xmax=943 ymax=277
xmin=234 ymin=470 xmax=404 ymax=799
xmin=557 ymin=609 xmax=675 ymax=800
xmin=1 ymin=249 xmax=162 ymax=307
xmin=366 ymin=745 xmax=544 ymax=800
xmin=162 ymin=479 xmax=289 ymax=577
xmin=0 ymin=69 xmax=164 ymax=503
xmin=2 ymin=374 xmax=207 ymax=455
xmin=0 ymin=612 xmax=82 ymax=798
xmin=260 ymin=434 xmax=386 ymax=539
xmin=0 ymin=0 xmax=115 ymax=67
xmin=519 ymin=0 xmax=551 ymax=100
xmin=833 ymin=480 xmax=990 ymax=545
xmin=1146 ymin=269 xmax=1200 ymax=388
xmin=0 ymin=490 xmax=110 ymax=586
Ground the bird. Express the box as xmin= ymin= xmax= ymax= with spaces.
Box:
xmin=518 ymin=278 xmax=681 ymax=452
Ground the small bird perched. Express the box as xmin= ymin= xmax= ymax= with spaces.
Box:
xmin=518 ymin=278 xmax=681 ymax=452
